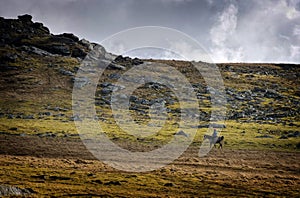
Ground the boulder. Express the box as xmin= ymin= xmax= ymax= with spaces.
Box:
xmin=50 ymin=36 xmax=74 ymax=45
xmin=108 ymin=73 xmax=121 ymax=79
xmin=108 ymin=63 xmax=126 ymax=70
xmin=264 ymin=89 xmax=282 ymax=99
xmin=43 ymin=44 xmax=70 ymax=56
xmin=71 ymin=47 xmax=87 ymax=59
xmin=0 ymin=185 xmax=34 ymax=196
xmin=23 ymin=115 xmax=34 ymax=119
xmin=21 ymin=45 xmax=53 ymax=56
xmin=72 ymin=76 xmax=89 ymax=88
xmin=57 ymin=33 xmax=79 ymax=42
xmin=175 ymin=130 xmax=189 ymax=137
xmin=18 ymin=14 xmax=32 ymax=22
xmin=32 ymin=22 xmax=50 ymax=34
xmin=279 ymin=135 xmax=288 ymax=139
xmin=79 ymin=39 xmax=93 ymax=50
xmin=197 ymin=123 xmax=226 ymax=128
xmin=132 ymin=57 xmax=143 ymax=65
xmin=255 ymin=135 xmax=273 ymax=138
xmin=59 ymin=68 xmax=74 ymax=76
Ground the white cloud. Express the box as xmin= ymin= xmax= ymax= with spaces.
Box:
xmin=209 ymin=3 xmax=242 ymax=62
xmin=210 ymin=3 xmax=238 ymax=45
xmin=168 ymin=41 xmax=212 ymax=61
xmin=293 ymin=25 xmax=300 ymax=36
xmin=290 ymin=45 xmax=300 ymax=61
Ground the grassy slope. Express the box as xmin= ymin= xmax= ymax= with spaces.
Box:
xmin=0 ymin=53 xmax=299 ymax=151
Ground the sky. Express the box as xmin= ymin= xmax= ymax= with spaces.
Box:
xmin=0 ymin=0 xmax=299 ymax=63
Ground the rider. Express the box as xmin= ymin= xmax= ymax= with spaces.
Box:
xmin=212 ymin=128 xmax=218 ymax=138
xmin=212 ymin=128 xmax=218 ymax=143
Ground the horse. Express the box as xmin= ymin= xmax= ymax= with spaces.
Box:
xmin=203 ymin=135 xmax=224 ymax=149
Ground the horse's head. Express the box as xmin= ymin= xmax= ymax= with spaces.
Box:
xmin=203 ymin=135 xmax=210 ymax=140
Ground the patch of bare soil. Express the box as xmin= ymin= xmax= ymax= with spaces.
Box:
xmin=0 ymin=134 xmax=299 ymax=197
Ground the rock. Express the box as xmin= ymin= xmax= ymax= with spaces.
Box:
xmin=113 ymin=55 xmax=143 ymax=66
xmin=148 ymin=82 xmax=163 ymax=90
xmin=253 ymin=87 xmax=265 ymax=93
xmin=59 ymin=68 xmax=74 ymax=76
xmin=112 ymin=94 xmax=128 ymax=101
xmin=0 ymin=66 xmax=18 ymax=71
xmin=103 ymin=98 xmax=112 ymax=105
xmin=9 ymin=127 xmax=18 ymax=131
xmin=264 ymin=89 xmax=282 ymax=99
xmin=175 ymin=130 xmax=189 ymax=137
xmin=2 ymin=53 xmax=18 ymax=62
xmin=88 ymin=44 xmax=106 ymax=59
xmin=0 ymin=185 xmax=34 ymax=196
xmin=87 ymin=173 xmax=94 ymax=177
xmin=50 ymin=35 xmax=76 ymax=44
xmin=104 ymin=181 xmax=121 ymax=186
xmin=132 ymin=57 xmax=143 ymax=65
xmin=79 ymin=39 xmax=93 ymax=50
xmin=235 ymin=95 xmax=245 ymax=100
xmin=108 ymin=62 xmax=126 ymax=70
xmin=99 ymin=84 xmax=122 ymax=95
xmin=52 ymin=107 xmax=60 ymax=111
xmin=74 ymin=159 xmax=88 ymax=164
xmin=100 ymin=82 xmax=111 ymax=87
xmin=21 ymin=45 xmax=53 ymax=56
xmin=164 ymin=183 xmax=174 ymax=187
xmin=279 ymin=135 xmax=288 ymax=139
xmin=92 ymin=179 xmax=103 ymax=184
xmin=105 ymin=52 xmax=117 ymax=60
xmin=43 ymin=112 xmax=51 ymax=116
xmin=70 ymin=115 xmax=81 ymax=121
xmin=18 ymin=14 xmax=32 ymax=22
xmin=48 ymin=44 xmax=70 ymax=56
xmin=287 ymin=131 xmax=300 ymax=138
xmin=57 ymin=33 xmax=79 ymax=42
xmin=140 ymin=99 xmax=150 ymax=105
xmin=38 ymin=132 xmax=57 ymax=138
xmin=49 ymin=175 xmax=71 ymax=180
xmin=114 ymin=55 xmax=127 ymax=62
xmin=108 ymin=73 xmax=121 ymax=79
xmin=229 ymin=112 xmax=245 ymax=120
xmin=15 ymin=115 xmax=23 ymax=119
xmin=53 ymin=113 xmax=65 ymax=117
xmin=31 ymin=175 xmax=46 ymax=180
xmin=130 ymin=95 xmax=138 ymax=103
xmin=32 ymin=22 xmax=50 ymax=34
xmin=197 ymin=123 xmax=226 ymax=128
xmin=7 ymin=114 xmax=14 ymax=119
xmin=255 ymin=135 xmax=273 ymax=138
xmin=73 ymin=76 xmax=89 ymax=88
xmin=101 ymin=88 xmax=112 ymax=95
xmin=71 ymin=47 xmax=87 ymax=59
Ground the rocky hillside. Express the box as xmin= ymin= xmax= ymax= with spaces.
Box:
xmin=0 ymin=15 xmax=299 ymax=143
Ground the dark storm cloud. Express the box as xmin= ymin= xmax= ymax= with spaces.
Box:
xmin=0 ymin=0 xmax=299 ymax=63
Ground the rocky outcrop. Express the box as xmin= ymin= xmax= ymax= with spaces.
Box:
xmin=0 ymin=14 xmax=91 ymax=59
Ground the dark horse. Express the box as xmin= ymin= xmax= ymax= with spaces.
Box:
xmin=203 ymin=135 xmax=224 ymax=149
